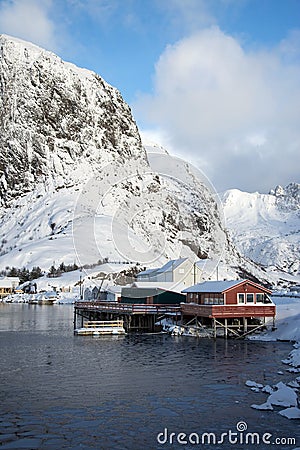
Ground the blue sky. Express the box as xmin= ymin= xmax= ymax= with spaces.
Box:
xmin=0 ymin=0 xmax=299 ymax=192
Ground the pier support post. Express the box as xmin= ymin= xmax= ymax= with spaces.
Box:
xmin=224 ymin=318 xmax=228 ymax=339
xmin=243 ymin=317 xmax=247 ymax=333
xmin=213 ymin=318 xmax=216 ymax=339
xmin=74 ymin=308 xmax=77 ymax=330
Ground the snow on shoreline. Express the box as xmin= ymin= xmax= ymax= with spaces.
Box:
xmin=248 ymin=295 xmax=300 ymax=343
xmin=245 ymin=295 xmax=300 ymax=420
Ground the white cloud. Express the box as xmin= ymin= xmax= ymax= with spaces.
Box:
xmin=0 ymin=0 xmax=57 ymax=51
xmin=135 ymin=27 xmax=300 ymax=192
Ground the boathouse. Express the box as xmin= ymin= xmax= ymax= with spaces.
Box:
xmin=181 ymin=279 xmax=276 ymax=337
xmin=121 ymin=282 xmax=185 ymax=304
xmin=0 ymin=277 xmax=20 ymax=299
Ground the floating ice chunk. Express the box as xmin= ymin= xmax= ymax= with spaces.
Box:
xmin=251 ymin=387 xmax=260 ymax=392
xmin=282 ymin=343 xmax=300 ymax=368
xmin=287 ymin=380 xmax=300 ymax=388
xmin=277 ymin=370 xmax=284 ymax=375
xmin=278 ymin=406 xmax=300 ymax=419
xmin=262 ymin=385 xmax=274 ymax=394
xmin=245 ymin=380 xmax=263 ymax=388
xmin=267 ymin=382 xmax=298 ymax=407
xmin=290 ymin=347 xmax=300 ymax=368
xmin=251 ymin=402 xmax=273 ymax=411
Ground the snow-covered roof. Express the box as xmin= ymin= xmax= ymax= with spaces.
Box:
xmin=0 ymin=276 xmax=20 ymax=288
xmin=156 ymin=258 xmax=187 ymax=274
xmin=106 ymin=285 xmax=123 ymax=294
xmin=182 ymin=280 xmax=246 ymax=293
xmin=0 ymin=276 xmax=20 ymax=282
xmin=137 ymin=268 xmax=159 ymax=276
xmin=131 ymin=282 xmax=176 ymax=289
xmin=137 ymin=258 xmax=188 ymax=278
xmin=130 ymin=281 xmax=186 ymax=294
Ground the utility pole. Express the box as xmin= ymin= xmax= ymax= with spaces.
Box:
xmin=79 ymin=274 xmax=83 ymax=300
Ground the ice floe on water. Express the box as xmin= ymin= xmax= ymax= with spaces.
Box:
xmin=246 ymin=344 xmax=300 ymax=419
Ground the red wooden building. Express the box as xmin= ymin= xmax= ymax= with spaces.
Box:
xmin=181 ymin=279 xmax=276 ymax=337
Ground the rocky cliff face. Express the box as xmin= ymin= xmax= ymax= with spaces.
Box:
xmin=0 ymin=34 xmax=145 ymax=204
xmin=0 ymin=35 xmax=231 ymax=274
xmin=270 ymin=183 xmax=300 ymax=212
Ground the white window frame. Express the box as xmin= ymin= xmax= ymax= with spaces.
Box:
xmin=237 ymin=293 xmax=245 ymax=304
xmin=246 ymin=293 xmax=254 ymax=303
xmin=256 ymin=293 xmax=264 ymax=303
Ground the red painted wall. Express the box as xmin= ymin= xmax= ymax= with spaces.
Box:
xmin=225 ymin=283 xmax=268 ymax=305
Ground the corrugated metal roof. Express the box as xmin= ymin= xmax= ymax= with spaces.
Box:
xmin=182 ymin=280 xmax=245 ymax=293
xmin=132 ymin=282 xmax=176 ymax=289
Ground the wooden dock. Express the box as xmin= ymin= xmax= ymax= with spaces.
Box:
xmin=75 ymin=320 xmax=126 ymax=336
xmin=74 ymin=301 xmax=181 ymax=333
xmin=74 ymin=300 xmax=276 ymax=337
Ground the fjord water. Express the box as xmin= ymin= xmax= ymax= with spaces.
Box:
xmin=0 ymin=304 xmax=298 ymax=449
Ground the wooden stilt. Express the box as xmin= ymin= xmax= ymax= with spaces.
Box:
xmin=243 ymin=317 xmax=247 ymax=333
xmin=224 ymin=318 xmax=228 ymax=339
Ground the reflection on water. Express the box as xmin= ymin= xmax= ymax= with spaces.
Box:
xmin=0 ymin=304 xmax=298 ymax=449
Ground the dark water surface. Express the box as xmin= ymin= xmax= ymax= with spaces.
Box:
xmin=0 ymin=304 xmax=299 ymax=449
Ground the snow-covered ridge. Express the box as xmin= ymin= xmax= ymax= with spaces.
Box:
xmin=0 ymin=34 xmax=107 ymax=83
xmin=222 ymin=183 xmax=300 ymax=277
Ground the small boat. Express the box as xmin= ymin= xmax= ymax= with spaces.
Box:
xmin=75 ymin=320 xmax=126 ymax=336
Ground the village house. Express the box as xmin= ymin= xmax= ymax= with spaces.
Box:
xmin=181 ymin=279 xmax=276 ymax=336
xmin=136 ymin=258 xmax=200 ymax=287
xmin=106 ymin=285 xmax=122 ymax=302
xmin=0 ymin=277 xmax=20 ymax=299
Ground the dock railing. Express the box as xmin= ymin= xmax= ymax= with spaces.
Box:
xmin=75 ymin=301 xmax=181 ymax=315
xmin=83 ymin=320 xmax=124 ymax=328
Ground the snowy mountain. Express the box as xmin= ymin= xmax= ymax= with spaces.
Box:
xmin=0 ymin=34 xmax=232 ymax=278
xmin=0 ymin=34 xmax=297 ymax=289
xmin=222 ymin=183 xmax=300 ymax=277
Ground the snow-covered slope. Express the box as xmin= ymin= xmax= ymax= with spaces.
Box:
xmin=0 ymin=34 xmax=231 ymax=275
xmin=222 ymin=183 xmax=300 ymax=277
